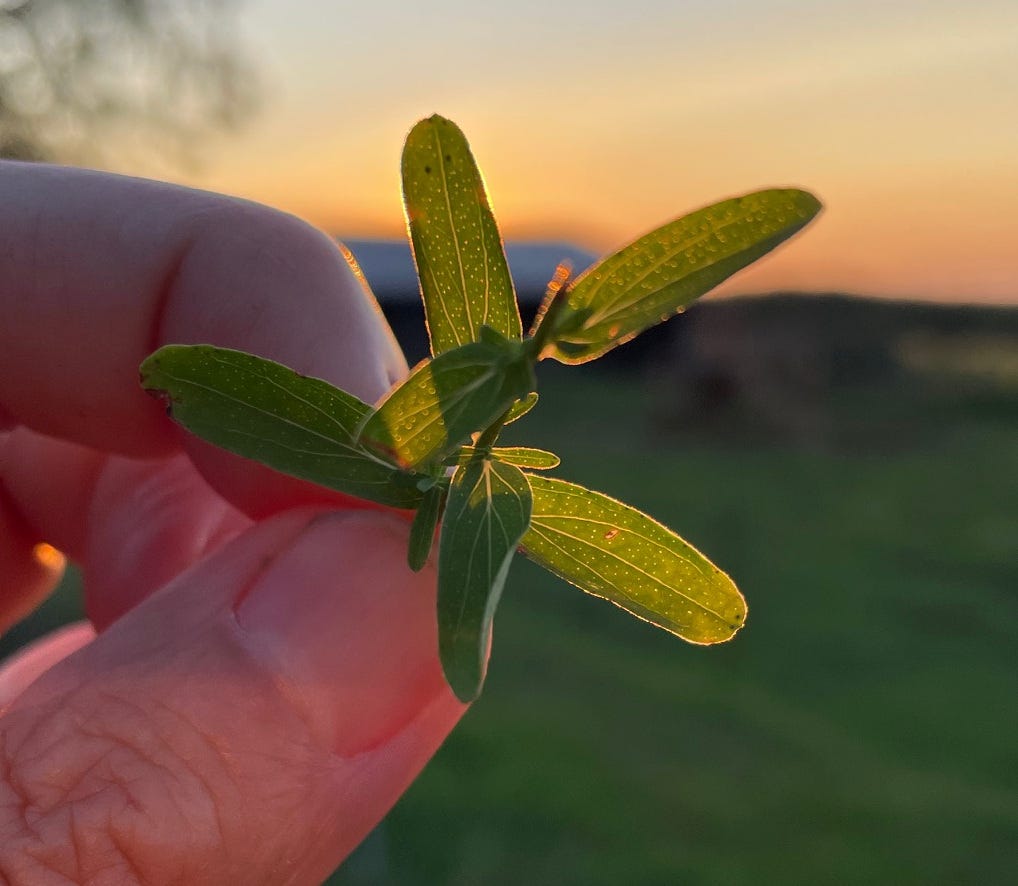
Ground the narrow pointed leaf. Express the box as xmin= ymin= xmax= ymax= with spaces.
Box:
xmin=139 ymin=345 xmax=425 ymax=508
xmin=359 ymin=340 xmax=535 ymax=469
xmin=546 ymin=189 xmax=822 ymax=363
xmin=408 ymin=483 xmax=446 ymax=571
xmin=504 ymin=391 xmax=539 ymax=425
xmin=402 ymin=114 xmax=522 ymax=355
xmin=521 ymin=475 xmax=746 ymax=643
xmin=438 ymin=458 xmax=532 ymax=701
xmin=450 ymin=446 xmax=560 ymax=470
xmin=491 ymin=446 xmax=560 ymax=470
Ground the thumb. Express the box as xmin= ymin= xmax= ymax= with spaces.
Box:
xmin=0 ymin=509 xmax=464 ymax=885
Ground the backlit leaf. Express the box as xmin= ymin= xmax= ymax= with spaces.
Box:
xmin=408 ymin=482 xmax=446 ymax=571
xmin=139 ymin=345 xmax=425 ymax=508
xmin=503 ymin=391 xmax=538 ymax=424
xmin=450 ymin=446 xmax=560 ymax=470
xmin=359 ymin=339 xmax=535 ymax=469
xmin=546 ymin=189 xmax=822 ymax=363
xmin=438 ymin=458 xmax=532 ymax=701
xmin=521 ymin=475 xmax=746 ymax=643
xmin=403 ymin=114 xmax=522 ymax=355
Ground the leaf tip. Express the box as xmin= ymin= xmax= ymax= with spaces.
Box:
xmin=795 ymin=188 xmax=824 ymax=220
xmin=407 ymin=549 xmax=429 ymax=573
xmin=447 ymin=672 xmax=483 ymax=704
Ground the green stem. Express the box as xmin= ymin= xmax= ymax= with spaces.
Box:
xmin=474 ymin=406 xmax=512 ymax=455
xmin=525 ymin=263 xmax=573 ymax=359
xmin=475 ymin=269 xmax=572 ymax=457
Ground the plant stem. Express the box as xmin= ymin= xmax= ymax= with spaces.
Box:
xmin=474 ymin=406 xmax=512 ymax=455
xmin=526 ymin=263 xmax=573 ymax=359
xmin=475 ymin=267 xmax=573 ymax=457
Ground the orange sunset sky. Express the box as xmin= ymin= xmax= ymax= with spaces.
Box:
xmin=160 ymin=0 xmax=1018 ymax=304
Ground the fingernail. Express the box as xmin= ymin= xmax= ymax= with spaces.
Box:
xmin=235 ymin=511 xmax=452 ymax=757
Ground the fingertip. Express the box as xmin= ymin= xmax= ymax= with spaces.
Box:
xmin=158 ymin=201 xmax=407 ymax=407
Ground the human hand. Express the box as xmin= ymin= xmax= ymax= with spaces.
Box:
xmin=0 ymin=162 xmax=464 ymax=884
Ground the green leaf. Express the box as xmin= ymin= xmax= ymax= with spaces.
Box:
xmin=521 ymin=475 xmax=746 ymax=643
xmin=450 ymin=446 xmax=560 ymax=470
xmin=139 ymin=345 xmax=425 ymax=509
xmin=408 ymin=483 xmax=446 ymax=571
xmin=491 ymin=446 xmax=560 ymax=470
xmin=438 ymin=458 xmax=532 ymax=701
xmin=402 ymin=114 xmax=522 ymax=355
xmin=503 ymin=391 xmax=538 ymax=425
xmin=546 ymin=189 xmax=822 ymax=363
xmin=359 ymin=339 xmax=535 ymax=469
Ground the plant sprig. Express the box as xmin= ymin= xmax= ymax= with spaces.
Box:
xmin=140 ymin=114 xmax=821 ymax=701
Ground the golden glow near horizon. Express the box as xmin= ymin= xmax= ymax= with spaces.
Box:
xmin=161 ymin=0 xmax=1018 ymax=304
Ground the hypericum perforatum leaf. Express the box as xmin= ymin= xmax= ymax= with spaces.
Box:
xmin=546 ymin=189 xmax=822 ymax=363
xmin=139 ymin=345 xmax=425 ymax=508
xmin=403 ymin=114 xmax=521 ymax=355
xmin=359 ymin=338 xmax=535 ymax=469
xmin=438 ymin=457 xmax=532 ymax=701
xmin=408 ymin=483 xmax=446 ymax=571
xmin=450 ymin=446 xmax=560 ymax=470
xmin=521 ymin=475 xmax=746 ymax=643
xmin=503 ymin=392 xmax=538 ymax=425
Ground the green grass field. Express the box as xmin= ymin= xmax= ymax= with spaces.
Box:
xmin=4 ymin=365 xmax=1016 ymax=885
xmin=365 ymin=366 xmax=1018 ymax=885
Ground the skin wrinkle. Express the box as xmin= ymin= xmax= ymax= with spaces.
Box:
xmin=0 ymin=731 xmax=36 ymax=842
xmin=67 ymin=807 xmax=85 ymax=885
xmin=0 ymin=643 xmax=230 ymax=874
xmin=144 ymin=696 xmax=241 ymax=797
xmin=83 ymin=692 xmax=231 ymax=848
xmin=104 ymin=831 xmax=147 ymax=886
xmin=1 ymin=851 xmax=79 ymax=886
xmin=69 ymin=731 xmax=183 ymax=819
xmin=2 ymin=688 xmax=236 ymax=882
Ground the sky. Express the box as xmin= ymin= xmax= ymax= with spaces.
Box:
xmin=161 ymin=0 xmax=1018 ymax=304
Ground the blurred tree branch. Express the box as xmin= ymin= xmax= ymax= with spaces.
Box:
xmin=0 ymin=0 xmax=257 ymax=169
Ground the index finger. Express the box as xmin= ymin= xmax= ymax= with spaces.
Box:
xmin=0 ymin=161 xmax=405 ymax=456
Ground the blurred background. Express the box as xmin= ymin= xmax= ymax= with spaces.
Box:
xmin=1 ymin=1 xmax=1016 ymax=883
